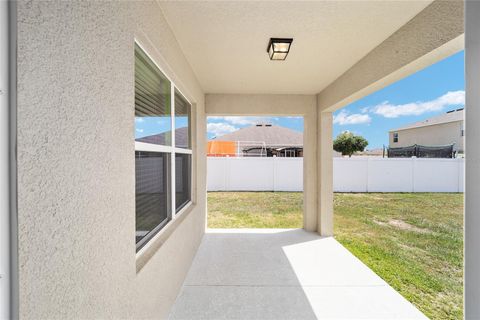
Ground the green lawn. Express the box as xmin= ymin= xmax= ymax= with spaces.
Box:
xmin=207 ymin=192 xmax=464 ymax=320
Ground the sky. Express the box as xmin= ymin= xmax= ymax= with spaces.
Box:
xmin=135 ymin=115 xmax=188 ymax=140
xmin=206 ymin=50 xmax=465 ymax=149
xmin=206 ymin=116 xmax=304 ymax=139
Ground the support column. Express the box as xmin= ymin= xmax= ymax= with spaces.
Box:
xmin=0 ymin=1 xmax=10 ymax=317
xmin=303 ymin=105 xmax=317 ymax=232
xmin=465 ymin=1 xmax=480 ymax=318
xmin=317 ymin=111 xmax=333 ymax=236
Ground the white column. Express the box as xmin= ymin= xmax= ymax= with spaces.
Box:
xmin=303 ymin=105 xmax=318 ymax=232
xmin=317 ymin=111 xmax=333 ymax=236
xmin=465 ymin=1 xmax=480 ymax=318
xmin=0 ymin=1 xmax=10 ymax=318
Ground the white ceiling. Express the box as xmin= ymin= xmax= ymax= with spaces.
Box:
xmin=159 ymin=1 xmax=432 ymax=94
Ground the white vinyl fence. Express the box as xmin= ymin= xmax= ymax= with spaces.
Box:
xmin=207 ymin=157 xmax=464 ymax=193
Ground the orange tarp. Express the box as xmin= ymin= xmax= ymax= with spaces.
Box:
xmin=207 ymin=141 xmax=237 ymax=157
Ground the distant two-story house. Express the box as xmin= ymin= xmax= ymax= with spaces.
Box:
xmin=389 ymin=108 xmax=464 ymax=153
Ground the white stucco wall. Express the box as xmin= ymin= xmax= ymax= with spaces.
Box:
xmin=389 ymin=121 xmax=464 ymax=152
xmin=15 ymin=1 xmax=206 ymax=318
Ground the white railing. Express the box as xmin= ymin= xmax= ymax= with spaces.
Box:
xmin=207 ymin=157 xmax=464 ymax=193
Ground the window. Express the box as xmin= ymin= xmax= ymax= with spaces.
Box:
xmin=135 ymin=151 xmax=170 ymax=244
xmin=175 ymin=153 xmax=191 ymax=211
xmin=174 ymin=89 xmax=192 ymax=211
xmin=461 ymin=123 xmax=464 ymax=137
xmin=174 ymin=89 xmax=191 ymax=149
xmin=393 ymin=132 xmax=399 ymax=143
xmin=134 ymin=43 xmax=193 ymax=251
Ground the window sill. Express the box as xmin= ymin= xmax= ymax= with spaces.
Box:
xmin=135 ymin=201 xmax=194 ymax=273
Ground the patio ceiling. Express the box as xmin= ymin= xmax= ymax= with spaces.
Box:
xmin=158 ymin=1 xmax=432 ymax=94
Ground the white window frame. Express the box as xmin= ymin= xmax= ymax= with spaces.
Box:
xmin=134 ymin=41 xmax=193 ymax=251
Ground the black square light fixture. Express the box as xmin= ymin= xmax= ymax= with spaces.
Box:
xmin=267 ymin=38 xmax=293 ymax=61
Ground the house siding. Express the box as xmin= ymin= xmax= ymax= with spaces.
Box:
xmin=16 ymin=1 xmax=205 ymax=318
xmin=389 ymin=120 xmax=464 ymax=152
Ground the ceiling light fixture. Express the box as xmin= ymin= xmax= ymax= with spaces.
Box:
xmin=267 ymin=38 xmax=293 ymax=61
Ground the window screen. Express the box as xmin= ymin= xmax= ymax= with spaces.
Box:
xmin=175 ymin=153 xmax=191 ymax=212
xmin=135 ymin=151 xmax=171 ymax=246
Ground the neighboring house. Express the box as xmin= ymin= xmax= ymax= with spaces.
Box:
xmin=389 ymin=109 xmax=464 ymax=152
xmin=209 ymin=123 xmax=303 ymax=157
xmin=136 ymin=127 xmax=190 ymax=149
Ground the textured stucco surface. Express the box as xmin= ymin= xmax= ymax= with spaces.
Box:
xmin=158 ymin=1 xmax=431 ymax=94
xmin=205 ymin=94 xmax=318 ymax=232
xmin=16 ymin=1 xmax=205 ymax=319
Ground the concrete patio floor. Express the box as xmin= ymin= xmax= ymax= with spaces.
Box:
xmin=169 ymin=229 xmax=427 ymax=319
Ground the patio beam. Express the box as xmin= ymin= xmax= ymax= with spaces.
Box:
xmin=316 ymin=0 xmax=464 ymax=113
xmin=314 ymin=0 xmax=464 ymax=239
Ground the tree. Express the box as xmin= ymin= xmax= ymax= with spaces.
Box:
xmin=333 ymin=131 xmax=368 ymax=157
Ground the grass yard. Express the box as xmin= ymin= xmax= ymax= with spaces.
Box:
xmin=208 ymin=192 xmax=303 ymax=228
xmin=207 ymin=192 xmax=464 ymax=320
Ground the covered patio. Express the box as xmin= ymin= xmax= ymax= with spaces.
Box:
xmin=4 ymin=0 xmax=480 ymax=319
xmin=170 ymin=229 xmax=426 ymax=319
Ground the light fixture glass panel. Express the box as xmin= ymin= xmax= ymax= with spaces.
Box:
xmin=271 ymin=52 xmax=288 ymax=60
xmin=269 ymin=45 xmax=275 ymax=59
xmin=273 ymin=42 xmax=290 ymax=52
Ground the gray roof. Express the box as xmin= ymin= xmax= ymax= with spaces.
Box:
xmin=136 ymin=127 xmax=189 ymax=148
xmin=390 ymin=109 xmax=464 ymax=132
xmin=212 ymin=124 xmax=303 ymax=146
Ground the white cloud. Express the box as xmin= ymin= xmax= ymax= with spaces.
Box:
xmin=207 ymin=122 xmax=237 ymax=137
xmin=136 ymin=128 xmax=144 ymax=133
xmin=370 ymin=90 xmax=465 ymax=118
xmin=360 ymin=107 xmax=369 ymax=114
xmin=333 ymin=110 xmax=371 ymax=125
xmin=135 ymin=117 xmax=144 ymax=123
